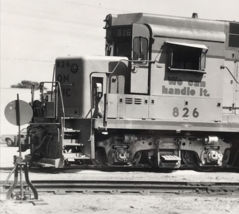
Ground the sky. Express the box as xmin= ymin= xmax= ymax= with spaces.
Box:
xmin=1 ymin=0 xmax=238 ymax=88
xmin=0 ymin=0 xmax=238 ymax=134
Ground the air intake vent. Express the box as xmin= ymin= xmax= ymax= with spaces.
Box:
xmin=125 ymin=98 xmax=133 ymax=104
xmin=134 ymin=98 xmax=142 ymax=105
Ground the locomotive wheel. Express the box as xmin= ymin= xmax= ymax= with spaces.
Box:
xmin=91 ymin=148 xmax=108 ymax=167
xmin=6 ymin=138 xmax=13 ymax=147
xmin=132 ymin=151 xmax=142 ymax=166
xmin=182 ymin=151 xmax=197 ymax=166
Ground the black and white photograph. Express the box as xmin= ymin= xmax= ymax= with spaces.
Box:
xmin=0 ymin=0 xmax=239 ymax=213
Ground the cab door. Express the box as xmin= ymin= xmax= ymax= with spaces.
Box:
xmin=130 ymin=24 xmax=150 ymax=94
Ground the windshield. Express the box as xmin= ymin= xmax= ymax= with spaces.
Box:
xmin=114 ymin=42 xmax=131 ymax=59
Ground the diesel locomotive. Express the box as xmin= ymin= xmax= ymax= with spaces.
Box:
xmin=26 ymin=13 xmax=239 ymax=170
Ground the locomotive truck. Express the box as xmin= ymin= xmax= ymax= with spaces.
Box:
xmin=25 ymin=13 xmax=239 ymax=170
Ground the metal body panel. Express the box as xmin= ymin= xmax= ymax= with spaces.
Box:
xmin=222 ymin=60 xmax=236 ymax=114
xmin=225 ymin=114 xmax=239 ymax=123
xmin=149 ymin=96 xmax=222 ymax=122
xmin=223 ymin=21 xmax=239 ymax=115
xmin=236 ymin=60 xmax=239 ymax=114
xmin=150 ymin=26 xmax=225 ymax=59
xmin=107 ymin=94 xmax=222 ymax=122
xmin=107 ymin=94 xmax=118 ymax=118
xmin=151 ymin=57 xmax=224 ymax=99
xmin=111 ymin=13 xmax=225 ymax=33
xmin=150 ymin=49 xmax=224 ymax=122
xmin=94 ymin=118 xmax=239 ymax=133
xmin=150 ymin=24 xmax=225 ymax=44
xmin=55 ymin=56 xmax=128 ymax=118
xmin=234 ymin=50 xmax=239 ymax=114
xmin=117 ymin=95 xmax=149 ymax=119
xmin=108 ymin=94 xmax=149 ymax=119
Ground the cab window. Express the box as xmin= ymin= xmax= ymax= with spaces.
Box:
xmin=133 ymin=37 xmax=148 ymax=61
xmin=114 ymin=42 xmax=131 ymax=58
xmin=166 ymin=42 xmax=207 ymax=72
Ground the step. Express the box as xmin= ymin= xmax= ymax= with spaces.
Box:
xmin=161 ymin=155 xmax=181 ymax=161
xmin=34 ymin=158 xmax=61 ymax=168
xmin=63 ymin=143 xmax=84 ymax=147
xmin=63 ymin=153 xmax=90 ymax=159
xmin=64 ymin=129 xmax=80 ymax=133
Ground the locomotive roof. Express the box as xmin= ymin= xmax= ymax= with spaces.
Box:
xmin=110 ymin=13 xmax=225 ymax=33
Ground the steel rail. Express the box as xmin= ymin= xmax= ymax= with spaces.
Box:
xmin=1 ymin=180 xmax=239 ymax=195
xmin=1 ymin=165 xmax=238 ymax=172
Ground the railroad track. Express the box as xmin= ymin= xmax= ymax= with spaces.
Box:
xmin=1 ymin=166 xmax=238 ymax=173
xmin=1 ymin=180 xmax=239 ymax=195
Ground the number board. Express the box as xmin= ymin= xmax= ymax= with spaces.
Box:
xmin=112 ymin=27 xmax=132 ymax=38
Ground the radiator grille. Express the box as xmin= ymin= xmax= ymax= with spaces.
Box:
xmin=125 ymin=98 xmax=133 ymax=104
xmin=134 ymin=98 xmax=142 ymax=105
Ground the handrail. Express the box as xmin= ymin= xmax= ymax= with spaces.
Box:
xmin=31 ymin=81 xmax=65 ymax=144
xmin=37 ymin=81 xmax=65 ymax=120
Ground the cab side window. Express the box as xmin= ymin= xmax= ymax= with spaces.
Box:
xmin=133 ymin=37 xmax=148 ymax=61
xmin=170 ymin=46 xmax=205 ymax=70
xmin=166 ymin=42 xmax=208 ymax=72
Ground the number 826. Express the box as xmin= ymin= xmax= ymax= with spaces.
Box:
xmin=172 ymin=107 xmax=199 ymax=118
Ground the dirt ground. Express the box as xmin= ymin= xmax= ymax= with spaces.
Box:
xmin=0 ymin=144 xmax=239 ymax=214
xmin=0 ymin=194 xmax=239 ymax=214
